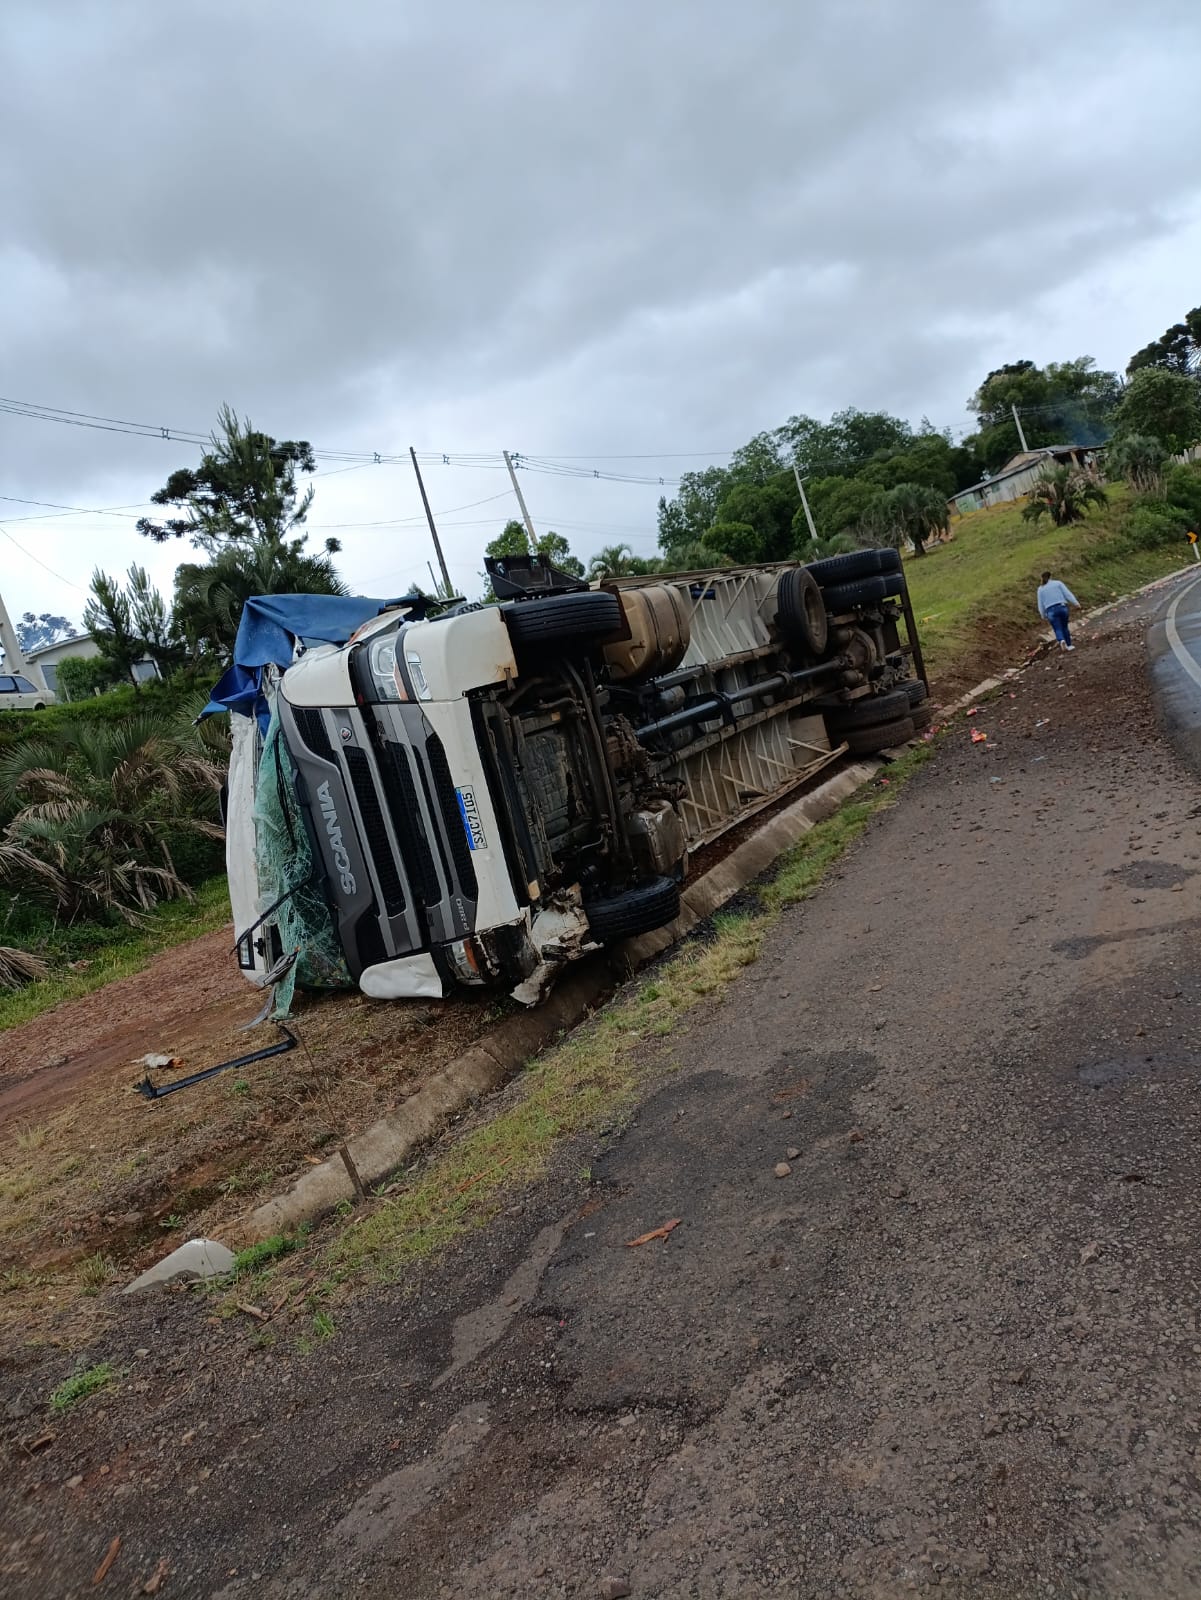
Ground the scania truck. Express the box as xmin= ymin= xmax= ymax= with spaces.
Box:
xmin=226 ymin=549 xmax=927 ymax=1005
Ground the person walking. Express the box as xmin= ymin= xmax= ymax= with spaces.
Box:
xmin=1037 ymin=570 xmax=1081 ymax=652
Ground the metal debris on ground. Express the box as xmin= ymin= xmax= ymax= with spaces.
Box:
xmin=135 ymin=1024 xmax=297 ymax=1100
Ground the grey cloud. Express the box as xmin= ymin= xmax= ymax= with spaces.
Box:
xmin=1 ymin=0 xmax=1199 ymax=516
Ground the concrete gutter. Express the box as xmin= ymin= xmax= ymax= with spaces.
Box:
xmin=239 ymin=755 xmax=891 ymax=1242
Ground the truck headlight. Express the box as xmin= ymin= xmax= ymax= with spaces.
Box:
xmin=367 ymin=637 xmax=402 ymax=702
xmin=445 ymin=936 xmax=490 ymax=986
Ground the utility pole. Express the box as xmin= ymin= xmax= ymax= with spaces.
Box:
xmin=0 ymin=584 xmax=35 ymax=684
xmin=409 ymin=448 xmax=453 ymax=597
xmin=793 ymin=465 xmax=819 ymax=545
xmin=503 ymin=450 xmax=538 ymax=554
xmin=1011 ymin=403 xmax=1030 ymax=454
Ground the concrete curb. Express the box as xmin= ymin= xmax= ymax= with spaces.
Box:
xmin=238 ymin=755 xmax=891 ymax=1242
xmin=243 ymin=960 xmax=612 ymax=1241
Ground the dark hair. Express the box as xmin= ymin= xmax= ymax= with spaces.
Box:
xmin=1041 ymin=571 xmax=1051 ymax=583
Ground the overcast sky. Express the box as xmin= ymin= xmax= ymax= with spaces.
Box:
xmin=2 ymin=0 xmax=1199 ymax=625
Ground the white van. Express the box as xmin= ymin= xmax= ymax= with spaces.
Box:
xmin=0 ymin=672 xmax=55 ymax=711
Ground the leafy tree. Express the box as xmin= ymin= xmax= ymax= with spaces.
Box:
xmin=657 ymin=466 xmax=731 ymax=557
xmin=728 ymin=432 xmax=785 ymax=482
xmin=968 ymin=357 xmax=1119 ymax=470
xmin=56 ymin=655 xmax=122 ymax=701
xmin=83 ymin=568 xmax=145 ymax=688
xmin=800 ymin=476 xmax=882 ymax=540
xmin=711 ymin=479 xmax=798 ymax=561
xmin=701 ymin=521 xmax=761 ymax=564
xmin=1021 ymin=466 xmax=1108 ymax=528
xmin=0 ymin=716 xmax=223 ymax=924
xmin=1112 ymin=367 xmax=1201 ymax=457
xmin=138 ymin=407 xmax=345 ymax=657
xmin=137 ymin=405 xmax=321 ymax=553
xmin=15 ymin=613 xmax=74 ymax=654
xmin=1106 ymin=433 xmax=1168 ymax=495
xmin=1127 ymin=307 xmax=1201 ymax=377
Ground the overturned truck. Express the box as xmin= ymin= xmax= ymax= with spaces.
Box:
xmin=224 ymin=549 xmax=927 ymax=1005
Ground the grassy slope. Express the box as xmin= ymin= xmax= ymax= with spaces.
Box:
xmin=0 ymin=876 xmax=231 ymax=1033
xmin=907 ymin=484 xmax=1189 ymax=686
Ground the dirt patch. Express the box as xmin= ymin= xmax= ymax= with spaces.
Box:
xmin=0 ymin=925 xmax=493 ymax=1346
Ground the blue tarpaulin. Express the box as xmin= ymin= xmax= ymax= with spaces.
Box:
xmin=200 ymin=593 xmax=392 ymax=728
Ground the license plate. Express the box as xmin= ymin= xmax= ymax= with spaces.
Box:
xmin=455 ymin=786 xmax=487 ymax=851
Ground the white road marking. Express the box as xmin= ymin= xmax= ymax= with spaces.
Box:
xmin=1165 ymin=575 xmax=1201 ymax=692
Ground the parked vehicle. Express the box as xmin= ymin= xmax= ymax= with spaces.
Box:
xmin=0 ymin=672 xmax=55 ymax=711
xmin=224 ymin=549 xmax=927 ymax=1004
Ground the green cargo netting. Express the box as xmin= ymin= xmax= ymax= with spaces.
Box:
xmin=253 ymin=712 xmax=353 ymax=1016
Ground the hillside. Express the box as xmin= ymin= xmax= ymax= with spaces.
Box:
xmin=906 ymin=484 xmax=1192 ymax=691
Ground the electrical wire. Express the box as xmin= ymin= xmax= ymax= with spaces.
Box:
xmin=0 ymin=523 xmax=90 ymax=593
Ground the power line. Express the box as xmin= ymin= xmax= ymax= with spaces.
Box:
xmin=0 ymin=523 xmax=90 ymax=593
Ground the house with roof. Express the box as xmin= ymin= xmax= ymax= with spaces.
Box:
xmin=950 ymin=444 xmax=1104 ymax=516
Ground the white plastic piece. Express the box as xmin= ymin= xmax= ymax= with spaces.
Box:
xmin=123 ymin=1238 xmax=236 ymax=1293
xmin=400 ymin=607 xmax=517 ymax=699
xmin=359 ymin=952 xmax=447 ymax=1001
xmin=226 ymin=714 xmax=269 ymax=987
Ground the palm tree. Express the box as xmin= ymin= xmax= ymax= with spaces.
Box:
xmin=0 ymin=945 xmax=47 ymax=991
xmin=0 ymin=717 xmax=224 ymax=924
xmin=174 ymin=536 xmax=346 ymax=659
xmin=1106 ymin=434 xmax=1167 ymax=496
xmin=1022 ymin=466 xmax=1109 ymax=528
xmin=869 ymin=483 xmax=950 ymax=556
xmin=587 ymin=543 xmax=662 ymax=579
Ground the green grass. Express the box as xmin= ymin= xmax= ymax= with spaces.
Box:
xmin=49 ymin=1360 xmax=116 ymax=1414
xmin=0 ymin=875 xmax=231 ymax=1034
xmin=907 ymin=483 xmax=1190 ymax=681
xmin=324 ymin=744 xmax=932 ymax=1285
xmin=230 ymin=1233 xmax=301 ymax=1278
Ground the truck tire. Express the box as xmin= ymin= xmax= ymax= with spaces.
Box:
xmin=504 ymin=591 xmax=623 ymax=655
xmin=584 ymin=876 xmax=681 ymax=942
xmin=775 ymin=566 xmax=828 ymax=656
xmin=910 ymin=703 xmax=934 ymax=730
xmin=843 ymin=716 xmax=915 ymax=754
xmin=807 ymin=548 xmax=901 ymax=586
xmin=823 ymin=573 xmax=905 ymax=612
xmin=903 ymin=678 xmax=928 ymax=706
xmin=824 ymin=688 xmax=911 ymax=729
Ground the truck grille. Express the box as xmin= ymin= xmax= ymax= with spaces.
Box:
xmin=343 ymin=747 xmax=407 ymax=917
xmin=427 ymin=734 xmax=479 ymax=897
xmin=292 ymin=706 xmax=334 ymax=762
xmin=376 ymin=741 xmax=443 ymax=908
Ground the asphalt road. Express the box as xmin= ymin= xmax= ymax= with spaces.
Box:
xmin=1148 ymin=565 xmax=1201 ymax=775
xmin=6 ymin=578 xmax=1201 ymax=1599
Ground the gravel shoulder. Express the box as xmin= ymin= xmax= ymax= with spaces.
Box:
xmin=5 ymin=588 xmax=1201 ymax=1599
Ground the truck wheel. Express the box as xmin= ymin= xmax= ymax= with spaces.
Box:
xmin=504 ymin=590 xmax=623 ymax=655
xmin=823 ymin=573 xmax=905 ymax=611
xmin=824 ymin=688 xmax=911 ymax=729
xmin=775 ymin=566 xmax=828 ymax=656
xmin=843 ymin=716 xmax=915 ymax=754
xmin=903 ymin=678 xmax=928 ymax=706
xmin=807 ymin=548 xmax=901 ymax=585
xmin=910 ymin=703 xmax=934 ymax=730
xmin=584 ymin=876 xmax=681 ymax=942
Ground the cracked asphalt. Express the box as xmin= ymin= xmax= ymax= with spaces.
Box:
xmin=5 ymin=574 xmax=1201 ymax=1599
